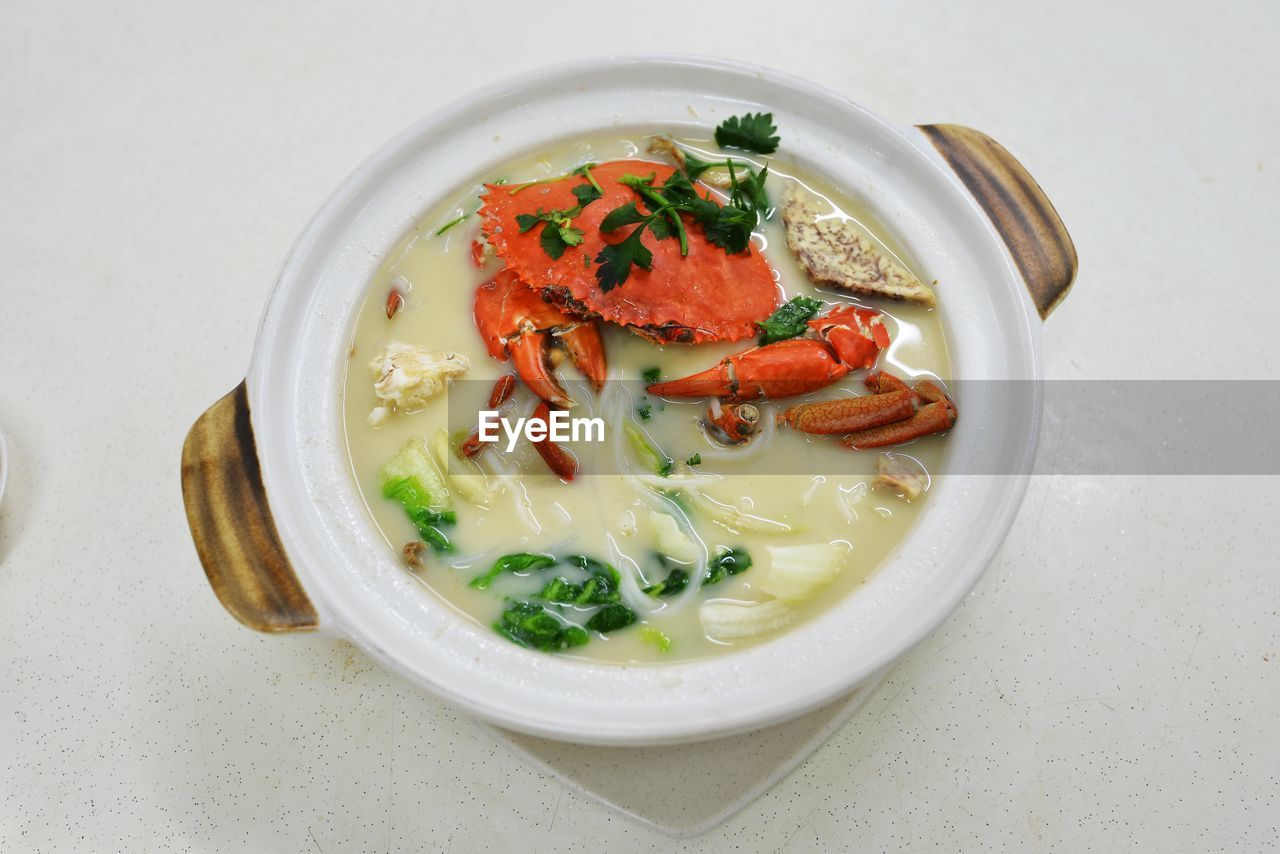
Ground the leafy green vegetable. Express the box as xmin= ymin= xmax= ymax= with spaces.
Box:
xmin=642 ymin=366 xmax=662 ymax=384
xmin=534 ymin=556 xmax=622 ymax=606
xmin=585 ymin=603 xmax=636 ymax=633
xmin=715 ymin=112 xmax=780 ymax=154
xmin=470 ymin=552 xmax=556 ymax=589
xmin=644 ymin=547 xmax=753 ymax=597
xmin=637 ymin=401 xmax=653 ymax=421
xmin=756 ymin=295 xmax=824 ymax=344
xmin=380 ymin=438 xmax=456 ymax=553
xmin=624 ymin=420 xmax=673 ymax=477
xmin=685 ymin=453 xmax=702 ymax=466
xmin=495 ymin=601 xmax=589 ymax=651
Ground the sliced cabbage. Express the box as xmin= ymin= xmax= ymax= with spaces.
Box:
xmin=649 ymin=511 xmax=699 ymax=563
xmin=433 ymin=428 xmax=493 ymax=507
xmin=700 ymin=598 xmax=794 ymax=641
xmin=686 ymin=490 xmax=792 ymax=535
xmin=757 ymin=543 xmax=849 ymax=600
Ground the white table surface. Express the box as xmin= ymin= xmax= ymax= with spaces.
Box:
xmin=2 ymin=1 xmax=1277 ymax=850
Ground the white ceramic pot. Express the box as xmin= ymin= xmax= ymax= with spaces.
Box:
xmin=181 ymin=55 xmax=1075 ymax=746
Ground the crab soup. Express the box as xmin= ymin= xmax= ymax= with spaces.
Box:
xmin=342 ymin=115 xmax=954 ymax=663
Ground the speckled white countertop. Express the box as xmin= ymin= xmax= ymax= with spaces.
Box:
xmin=2 ymin=1 xmax=1277 ymax=850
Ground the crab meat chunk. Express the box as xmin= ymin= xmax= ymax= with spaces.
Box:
xmin=873 ymin=453 xmax=929 ymax=500
xmin=367 ymin=340 xmax=469 ymax=424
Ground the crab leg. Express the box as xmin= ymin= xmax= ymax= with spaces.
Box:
xmin=647 ymin=338 xmax=850 ymax=401
xmin=779 ymin=389 xmax=918 ymax=435
xmin=529 ymin=400 xmax=578 ymax=480
xmin=865 ymin=371 xmax=914 ymax=396
xmin=840 ymin=379 xmax=957 ymax=449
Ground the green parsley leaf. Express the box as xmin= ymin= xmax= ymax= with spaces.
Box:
xmin=600 ymin=202 xmax=647 ymax=232
xmin=572 ymin=183 xmax=602 ymax=207
xmin=539 ymin=221 xmax=571 ymax=260
xmin=703 ymin=204 xmax=756 ymax=254
xmin=642 ymin=366 xmax=662 ymax=383
xmin=515 ymin=211 xmax=543 ymax=233
xmin=715 ymin=112 xmax=780 ymax=154
xmin=756 ymin=295 xmax=825 ymax=344
xmin=637 ymin=402 xmax=653 ymax=420
xmin=595 ymin=229 xmax=653 ymax=292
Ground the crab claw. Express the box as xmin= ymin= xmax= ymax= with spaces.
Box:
xmin=555 ymin=324 xmax=607 ymax=391
xmin=507 ymin=325 xmax=575 ymax=407
xmin=648 ymin=338 xmax=850 ymax=401
xmin=809 ymin=306 xmax=889 ymax=371
xmin=474 ymin=270 xmax=607 ymax=406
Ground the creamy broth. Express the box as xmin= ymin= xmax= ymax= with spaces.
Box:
xmin=341 ymin=132 xmax=951 ymax=663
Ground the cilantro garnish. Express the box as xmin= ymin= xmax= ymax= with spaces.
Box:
xmin=515 ymin=118 xmax=783 ymax=290
xmin=642 ymin=367 xmax=662 ymax=383
xmin=685 ymin=453 xmax=702 ymax=467
xmin=637 ymin=402 xmax=653 ymax=420
xmin=756 ymin=295 xmax=824 ymax=344
xmin=715 ymin=112 xmax=780 ymax=154
xmin=513 ymin=175 xmax=602 ymax=261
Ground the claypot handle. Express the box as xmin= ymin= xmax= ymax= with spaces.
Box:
xmin=181 ymin=381 xmax=318 ymax=632
xmin=918 ymin=124 xmax=1077 ymax=318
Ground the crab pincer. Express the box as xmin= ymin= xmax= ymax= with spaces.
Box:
xmin=473 ymin=270 xmax=606 ymax=407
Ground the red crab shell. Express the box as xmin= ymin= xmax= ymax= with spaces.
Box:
xmin=479 ymin=160 xmax=780 ymax=343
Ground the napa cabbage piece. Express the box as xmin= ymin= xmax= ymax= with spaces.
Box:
xmin=380 ymin=437 xmax=456 ymax=552
xmin=757 ymin=543 xmax=849 ymax=600
xmin=700 ymin=598 xmax=794 ymax=641
xmin=649 ymin=511 xmax=698 ymax=563
xmin=624 ymin=420 xmax=673 ymax=477
xmin=433 ymin=428 xmax=494 ymax=506
xmin=685 ymin=490 xmax=792 ymax=535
